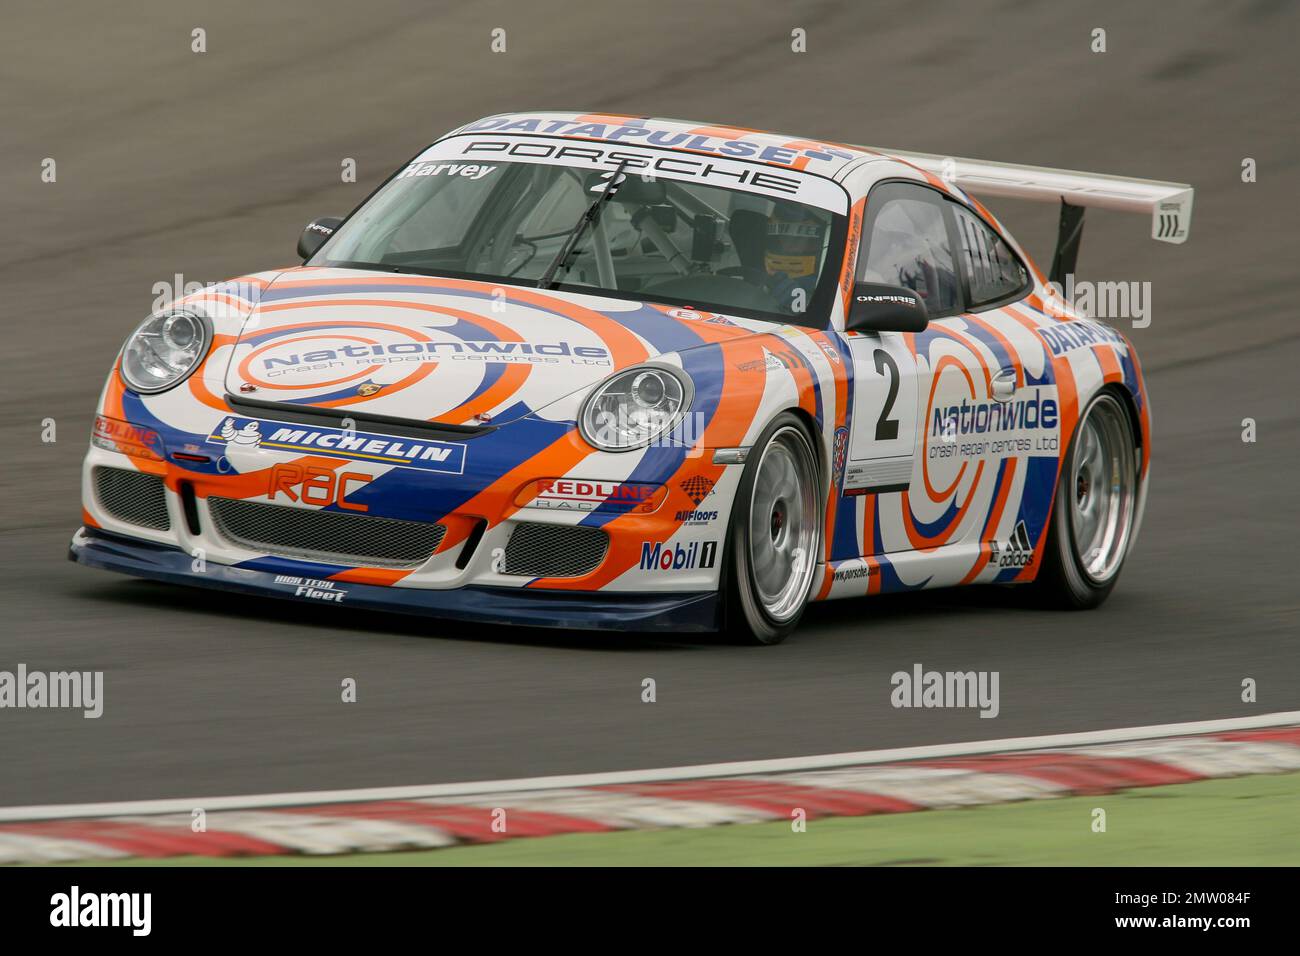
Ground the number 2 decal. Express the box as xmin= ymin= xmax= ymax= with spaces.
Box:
xmin=846 ymin=334 xmax=917 ymax=479
xmin=873 ymin=348 xmax=900 ymax=441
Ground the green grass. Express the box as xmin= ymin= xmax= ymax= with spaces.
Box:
xmin=74 ymin=771 xmax=1300 ymax=867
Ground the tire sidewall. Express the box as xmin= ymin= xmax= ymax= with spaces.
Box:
xmin=724 ymin=412 xmax=822 ymax=644
xmin=1046 ymin=391 xmax=1137 ymax=607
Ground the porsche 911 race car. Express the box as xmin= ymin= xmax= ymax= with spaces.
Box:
xmin=71 ymin=111 xmax=1193 ymax=643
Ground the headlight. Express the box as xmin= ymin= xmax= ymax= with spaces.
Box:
xmin=120 ymin=309 xmax=211 ymax=393
xmin=579 ymin=364 xmax=693 ymax=452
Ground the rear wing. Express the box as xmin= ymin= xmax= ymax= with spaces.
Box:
xmin=873 ymin=149 xmax=1194 ymax=245
xmin=863 ymin=148 xmax=1192 ymax=285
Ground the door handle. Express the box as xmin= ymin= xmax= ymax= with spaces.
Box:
xmin=991 ymin=368 xmax=1017 ymax=402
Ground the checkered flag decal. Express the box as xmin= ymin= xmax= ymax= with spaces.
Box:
xmin=680 ymin=476 xmax=715 ymax=505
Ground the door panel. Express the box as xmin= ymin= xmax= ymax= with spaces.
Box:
xmin=837 ymin=180 xmax=1054 ymax=565
xmin=910 ymin=317 xmax=1004 ymax=551
xmin=845 ymin=331 xmax=918 ymax=496
xmin=843 ymin=180 xmax=962 ymax=557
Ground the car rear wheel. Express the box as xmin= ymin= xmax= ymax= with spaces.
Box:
xmin=1032 ymin=391 xmax=1139 ymax=609
xmin=725 ymin=413 xmax=822 ymax=644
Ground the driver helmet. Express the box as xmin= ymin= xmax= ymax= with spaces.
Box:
xmin=764 ymin=203 xmax=827 ymax=279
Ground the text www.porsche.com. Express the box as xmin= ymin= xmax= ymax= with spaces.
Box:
xmin=1114 ymin=915 xmax=1250 ymax=930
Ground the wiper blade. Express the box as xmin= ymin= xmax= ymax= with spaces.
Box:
xmin=536 ymin=160 xmax=629 ymax=290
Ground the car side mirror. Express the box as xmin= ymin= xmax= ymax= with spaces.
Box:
xmin=846 ymin=282 xmax=929 ymax=333
xmin=297 ymin=217 xmax=343 ymax=261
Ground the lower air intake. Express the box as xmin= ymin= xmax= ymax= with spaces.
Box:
xmin=93 ymin=467 xmax=170 ymax=531
xmin=208 ymin=497 xmax=445 ymax=569
xmin=501 ymin=522 xmax=609 ymax=577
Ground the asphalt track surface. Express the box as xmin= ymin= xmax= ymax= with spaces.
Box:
xmin=1 ymin=0 xmax=1297 ymax=807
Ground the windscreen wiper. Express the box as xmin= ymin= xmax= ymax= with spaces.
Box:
xmin=536 ymin=160 xmax=630 ymax=290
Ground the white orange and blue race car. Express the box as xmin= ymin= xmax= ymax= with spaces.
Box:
xmin=71 ymin=111 xmax=1193 ymax=643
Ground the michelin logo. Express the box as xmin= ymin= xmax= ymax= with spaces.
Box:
xmin=219 ymin=418 xmax=262 ymax=446
xmin=209 ymin=416 xmax=466 ymax=475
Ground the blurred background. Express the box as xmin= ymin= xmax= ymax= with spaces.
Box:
xmin=1 ymin=0 xmax=1296 ymax=808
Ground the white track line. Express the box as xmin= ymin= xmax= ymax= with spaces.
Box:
xmin=3 ymin=711 xmax=1296 ymax=823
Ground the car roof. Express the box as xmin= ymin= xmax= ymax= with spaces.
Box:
xmin=445 ymin=111 xmax=883 ymax=179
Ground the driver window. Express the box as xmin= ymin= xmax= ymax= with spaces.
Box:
xmin=859 ymin=184 xmax=960 ymax=317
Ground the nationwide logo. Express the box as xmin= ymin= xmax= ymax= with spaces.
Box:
xmin=208 ymin=416 xmax=466 ymax=475
xmin=680 ymin=476 xmax=715 ymax=505
xmin=274 ymin=575 xmax=348 ymax=603
xmin=639 ymin=540 xmax=718 ymax=571
xmin=237 ymin=322 xmax=615 ymax=392
xmin=930 ymin=388 xmax=1059 ymax=439
xmin=258 ymin=338 xmax=611 ymax=371
xmin=518 ymin=479 xmax=666 ymax=514
xmin=989 ymin=520 xmax=1034 ymax=569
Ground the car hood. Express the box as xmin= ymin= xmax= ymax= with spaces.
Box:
xmin=220 ymin=267 xmax=761 ymax=427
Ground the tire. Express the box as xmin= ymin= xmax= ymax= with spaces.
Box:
xmin=723 ymin=413 xmax=823 ymax=644
xmin=1032 ymin=390 xmax=1140 ymax=609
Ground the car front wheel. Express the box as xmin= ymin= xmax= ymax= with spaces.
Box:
xmin=725 ymin=413 xmax=822 ymax=644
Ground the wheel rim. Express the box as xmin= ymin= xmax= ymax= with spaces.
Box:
xmin=1069 ymin=395 xmax=1136 ymax=584
xmin=747 ymin=426 xmax=819 ymax=622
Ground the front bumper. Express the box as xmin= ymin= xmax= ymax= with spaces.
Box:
xmin=70 ymin=527 xmax=720 ymax=632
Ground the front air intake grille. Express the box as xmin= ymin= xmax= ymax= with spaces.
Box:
xmin=207 ymin=497 xmax=445 ymax=569
xmin=93 ymin=467 xmax=170 ymax=531
xmin=501 ymin=522 xmax=609 ymax=577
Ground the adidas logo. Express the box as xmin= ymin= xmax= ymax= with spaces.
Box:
xmin=989 ymin=520 xmax=1034 ymax=568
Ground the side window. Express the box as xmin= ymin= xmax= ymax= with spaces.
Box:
xmin=858 ymin=184 xmax=960 ymax=316
xmin=952 ymin=204 xmax=1029 ymax=307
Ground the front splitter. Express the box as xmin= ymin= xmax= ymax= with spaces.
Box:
xmin=69 ymin=527 xmax=720 ymax=633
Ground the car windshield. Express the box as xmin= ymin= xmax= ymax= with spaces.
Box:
xmin=311 ymin=158 xmax=847 ymax=328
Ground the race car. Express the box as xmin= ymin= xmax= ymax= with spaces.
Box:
xmin=71 ymin=111 xmax=1193 ymax=643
